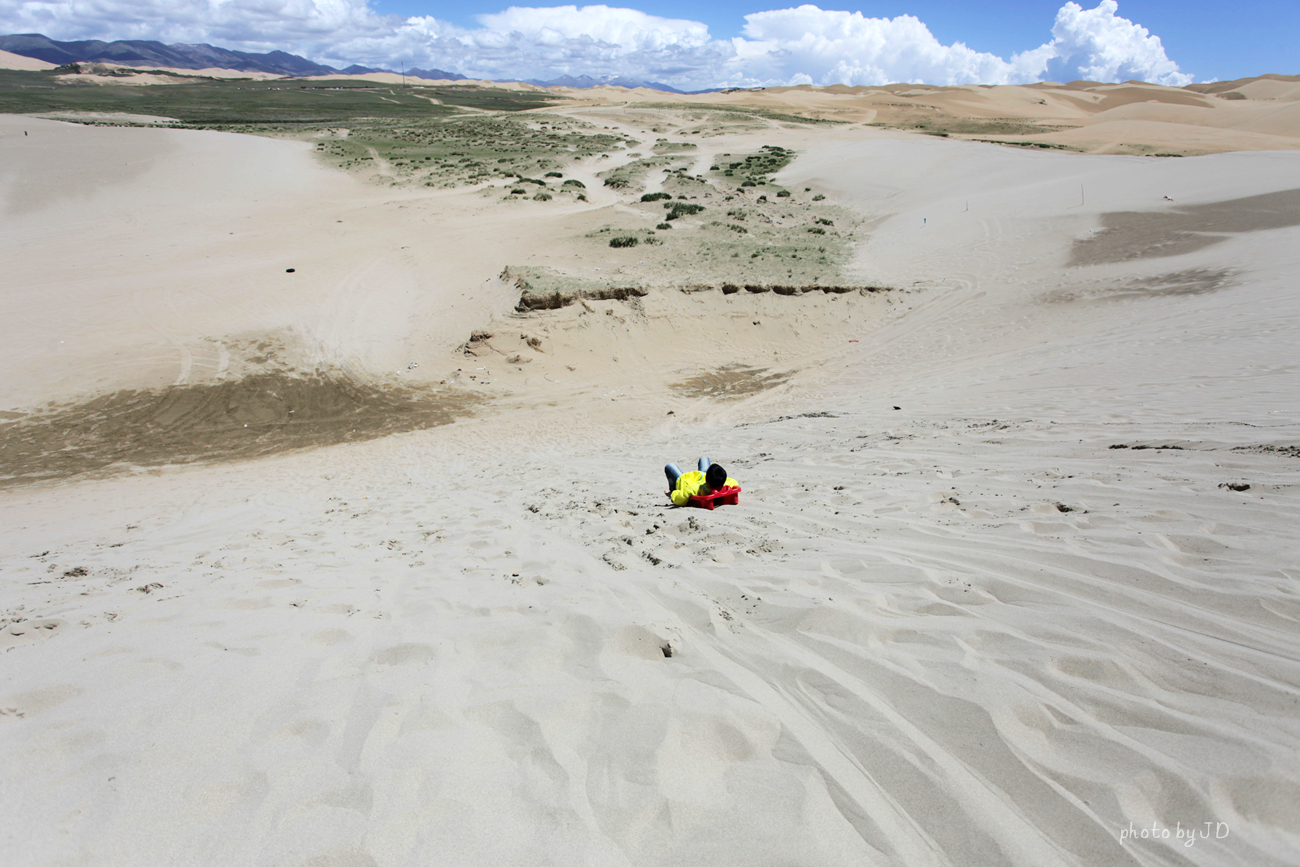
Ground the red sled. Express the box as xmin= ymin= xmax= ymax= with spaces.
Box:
xmin=687 ymin=485 xmax=741 ymax=510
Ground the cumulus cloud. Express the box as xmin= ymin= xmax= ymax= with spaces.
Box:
xmin=734 ymin=7 xmax=1017 ymax=86
xmin=0 ymin=0 xmax=1193 ymax=88
xmin=1 ymin=1 xmax=386 ymax=49
xmin=1039 ymin=0 xmax=1191 ymax=86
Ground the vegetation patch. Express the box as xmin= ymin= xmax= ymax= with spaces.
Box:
xmin=714 ymin=145 xmax=794 ymax=186
xmin=904 ymin=117 xmax=1071 ymax=137
xmin=598 ymin=155 xmax=689 ymax=192
xmin=0 ymin=68 xmax=559 ymax=123
xmin=652 ymin=139 xmax=699 ymax=153
xmin=666 ymin=202 xmax=706 ymax=220
xmin=638 ymin=104 xmax=848 ymax=127
xmin=313 ymin=114 xmax=625 ymax=187
xmin=971 ymin=138 xmax=1077 ymax=151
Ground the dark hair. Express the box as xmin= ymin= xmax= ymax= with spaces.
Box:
xmin=705 ymin=464 xmax=727 ymax=490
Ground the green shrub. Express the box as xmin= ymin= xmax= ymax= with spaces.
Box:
xmin=545 ymin=171 xmax=563 ymax=177
xmin=604 ymin=176 xmax=631 ymax=189
xmin=510 ymin=188 xmax=525 ymax=195
xmin=533 ymin=192 xmax=552 ymax=201
xmin=665 ymin=203 xmax=705 ymax=220
xmin=609 ymin=236 xmax=639 ymax=248
xmin=741 ymin=180 xmax=756 ymax=187
xmin=807 ymin=227 xmax=826 ymax=234
xmin=562 ymin=179 xmax=586 ymax=188
xmin=640 ymin=192 xmax=672 ymax=202
xmin=812 ymin=194 xmax=826 ymax=201
xmin=776 ymin=190 xmax=791 ymax=197
xmin=656 ymin=222 xmax=671 ymax=229
xmin=816 ymin=217 xmax=834 ymax=226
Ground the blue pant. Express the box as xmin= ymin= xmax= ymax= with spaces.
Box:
xmin=665 ymin=456 xmax=709 ymax=488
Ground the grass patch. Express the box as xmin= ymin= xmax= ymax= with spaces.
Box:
xmin=638 ymin=104 xmax=848 ymax=127
xmin=598 ymin=155 xmax=688 ymax=192
xmin=0 ymin=68 xmax=558 ymax=122
xmin=897 ymin=116 xmax=1071 ymax=137
xmin=313 ymin=114 xmax=624 ymax=187
xmin=713 ymin=144 xmax=794 ymax=187
xmin=652 ymin=139 xmax=698 ymax=153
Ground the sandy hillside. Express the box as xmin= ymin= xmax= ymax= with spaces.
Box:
xmin=0 ymin=49 xmax=55 ymax=71
xmin=555 ymin=77 xmax=1300 ymax=156
xmin=1 ymin=91 xmax=1299 ymax=867
xmin=47 ymin=62 xmax=284 ymax=85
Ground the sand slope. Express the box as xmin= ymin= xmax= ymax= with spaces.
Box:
xmin=1 ymin=106 xmax=1299 ymax=867
xmin=0 ymin=49 xmax=55 ymax=71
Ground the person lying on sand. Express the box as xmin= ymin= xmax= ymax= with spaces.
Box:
xmin=665 ymin=457 xmax=738 ymax=506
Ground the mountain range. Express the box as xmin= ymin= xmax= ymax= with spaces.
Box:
xmin=0 ymin=33 xmax=683 ymax=91
xmin=0 ymin=33 xmax=465 ymax=80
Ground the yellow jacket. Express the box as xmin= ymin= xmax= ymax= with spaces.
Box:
xmin=670 ymin=470 xmax=739 ymax=506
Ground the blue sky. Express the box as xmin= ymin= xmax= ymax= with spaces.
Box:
xmin=361 ymin=0 xmax=1297 ymax=82
xmin=1 ymin=1 xmax=1294 ymax=87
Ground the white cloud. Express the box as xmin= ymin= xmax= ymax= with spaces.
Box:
xmin=733 ymin=6 xmax=1018 ymax=86
xmin=0 ymin=1 xmax=1193 ymax=88
xmin=1040 ymin=0 xmax=1192 ymax=86
xmin=477 ymin=5 xmax=709 ymax=51
xmin=1 ymin=1 xmax=384 ymax=48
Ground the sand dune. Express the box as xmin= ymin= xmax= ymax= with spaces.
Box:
xmin=0 ymin=49 xmax=55 ymax=71
xmin=1 ymin=89 xmax=1298 ymax=867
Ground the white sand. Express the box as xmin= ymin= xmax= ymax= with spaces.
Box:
xmin=2 ymin=103 xmax=1299 ymax=867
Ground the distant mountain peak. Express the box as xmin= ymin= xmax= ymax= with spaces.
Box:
xmin=0 ymin=33 xmax=339 ymax=76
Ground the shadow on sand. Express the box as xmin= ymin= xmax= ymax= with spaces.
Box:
xmin=1069 ymin=188 xmax=1300 ymax=266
